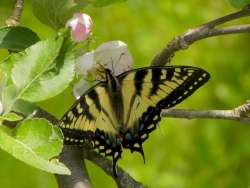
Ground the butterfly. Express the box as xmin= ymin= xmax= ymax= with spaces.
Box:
xmin=59 ymin=65 xmax=210 ymax=176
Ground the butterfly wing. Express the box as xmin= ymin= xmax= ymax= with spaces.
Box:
xmin=59 ymin=82 xmax=122 ymax=174
xmin=118 ymin=66 xmax=210 ymax=158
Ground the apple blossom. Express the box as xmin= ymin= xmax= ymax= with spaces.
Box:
xmin=73 ymin=41 xmax=133 ymax=98
xmin=66 ymin=12 xmax=92 ymax=42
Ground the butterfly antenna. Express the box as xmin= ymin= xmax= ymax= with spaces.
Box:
xmin=110 ymin=57 xmax=115 ymax=74
xmin=113 ymin=52 xmax=125 ymax=71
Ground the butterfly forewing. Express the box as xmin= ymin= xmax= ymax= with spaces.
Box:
xmin=60 ymin=83 xmax=119 ymax=142
xmin=118 ymin=66 xmax=209 ymax=154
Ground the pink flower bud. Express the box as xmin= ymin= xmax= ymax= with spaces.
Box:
xmin=66 ymin=13 xmax=92 ymax=42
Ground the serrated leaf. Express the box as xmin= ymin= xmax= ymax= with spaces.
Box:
xmin=32 ymin=0 xmax=89 ymax=30
xmin=1 ymin=35 xmax=75 ymax=112
xmin=0 ymin=26 xmax=40 ymax=51
xmin=0 ymin=112 xmax=23 ymax=121
xmin=229 ymin=0 xmax=250 ymax=8
xmin=0 ymin=122 xmax=70 ymax=174
xmin=90 ymin=0 xmax=127 ymax=7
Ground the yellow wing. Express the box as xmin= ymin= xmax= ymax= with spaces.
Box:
xmin=59 ymin=82 xmax=122 ymax=155
xmin=118 ymin=66 xmax=210 ymax=154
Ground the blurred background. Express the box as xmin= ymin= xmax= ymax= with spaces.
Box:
xmin=0 ymin=0 xmax=250 ymax=187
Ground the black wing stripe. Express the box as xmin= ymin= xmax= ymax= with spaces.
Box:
xmin=165 ymin=67 xmax=175 ymax=80
xmin=88 ymin=89 xmax=102 ymax=112
xmin=149 ymin=68 xmax=163 ymax=97
xmin=134 ymin=69 xmax=148 ymax=96
xmin=157 ymin=69 xmax=210 ymax=109
xmin=62 ymin=128 xmax=94 ymax=144
xmin=80 ymin=96 xmax=95 ymax=121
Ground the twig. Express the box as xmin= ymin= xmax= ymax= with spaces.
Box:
xmin=5 ymin=0 xmax=24 ymax=26
xmin=151 ymin=5 xmax=250 ymax=66
xmin=55 ymin=145 xmax=92 ymax=188
xmin=84 ymin=149 xmax=147 ymax=188
xmin=161 ymin=100 xmax=250 ymax=124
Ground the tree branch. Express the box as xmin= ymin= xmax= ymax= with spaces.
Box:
xmin=5 ymin=0 xmax=24 ymax=26
xmin=55 ymin=145 xmax=92 ymax=188
xmin=33 ymin=108 xmax=145 ymax=188
xmin=161 ymin=100 xmax=250 ymax=124
xmin=151 ymin=5 xmax=250 ymax=66
xmin=84 ymin=149 xmax=147 ymax=188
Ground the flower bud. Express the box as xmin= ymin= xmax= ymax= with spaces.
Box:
xmin=66 ymin=12 xmax=92 ymax=42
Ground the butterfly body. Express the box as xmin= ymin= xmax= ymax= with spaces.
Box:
xmin=60 ymin=66 xmax=210 ymax=176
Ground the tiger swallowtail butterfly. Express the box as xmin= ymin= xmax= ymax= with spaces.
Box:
xmin=59 ymin=66 xmax=210 ymax=176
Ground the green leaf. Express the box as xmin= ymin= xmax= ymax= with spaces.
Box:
xmin=12 ymin=100 xmax=36 ymax=115
xmin=0 ymin=120 xmax=70 ymax=174
xmin=229 ymin=0 xmax=250 ymax=8
xmin=2 ymin=85 xmax=18 ymax=113
xmin=90 ymin=0 xmax=127 ymax=7
xmin=0 ymin=112 xmax=23 ymax=122
xmin=32 ymin=0 xmax=89 ymax=30
xmin=0 ymin=26 xmax=40 ymax=51
xmin=1 ymin=35 xmax=75 ymax=112
xmin=13 ymin=118 xmax=63 ymax=160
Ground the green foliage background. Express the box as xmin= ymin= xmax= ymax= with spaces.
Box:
xmin=0 ymin=0 xmax=250 ymax=187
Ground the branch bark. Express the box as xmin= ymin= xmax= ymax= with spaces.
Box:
xmin=84 ymin=149 xmax=147 ymax=188
xmin=161 ymin=100 xmax=250 ymax=124
xmin=5 ymin=0 xmax=24 ymax=26
xmin=55 ymin=146 xmax=92 ymax=188
xmin=151 ymin=5 xmax=250 ymax=66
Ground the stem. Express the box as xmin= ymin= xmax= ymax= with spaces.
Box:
xmin=55 ymin=146 xmax=92 ymax=188
xmin=5 ymin=0 xmax=24 ymax=26
xmin=161 ymin=100 xmax=250 ymax=124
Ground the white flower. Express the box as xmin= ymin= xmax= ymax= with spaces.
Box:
xmin=74 ymin=41 xmax=133 ymax=98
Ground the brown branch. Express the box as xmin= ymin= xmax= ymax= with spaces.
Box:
xmin=151 ymin=5 xmax=250 ymax=66
xmin=5 ymin=0 xmax=24 ymax=26
xmin=32 ymin=108 xmax=93 ymax=188
xmin=55 ymin=145 xmax=92 ymax=188
xmin=161 ymin=100 xmax=250 ymax=124
xmin=33 ymin=108 xmax=145 ymax=188
xmin=84 ymin=149 xmax=147 ymax=188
